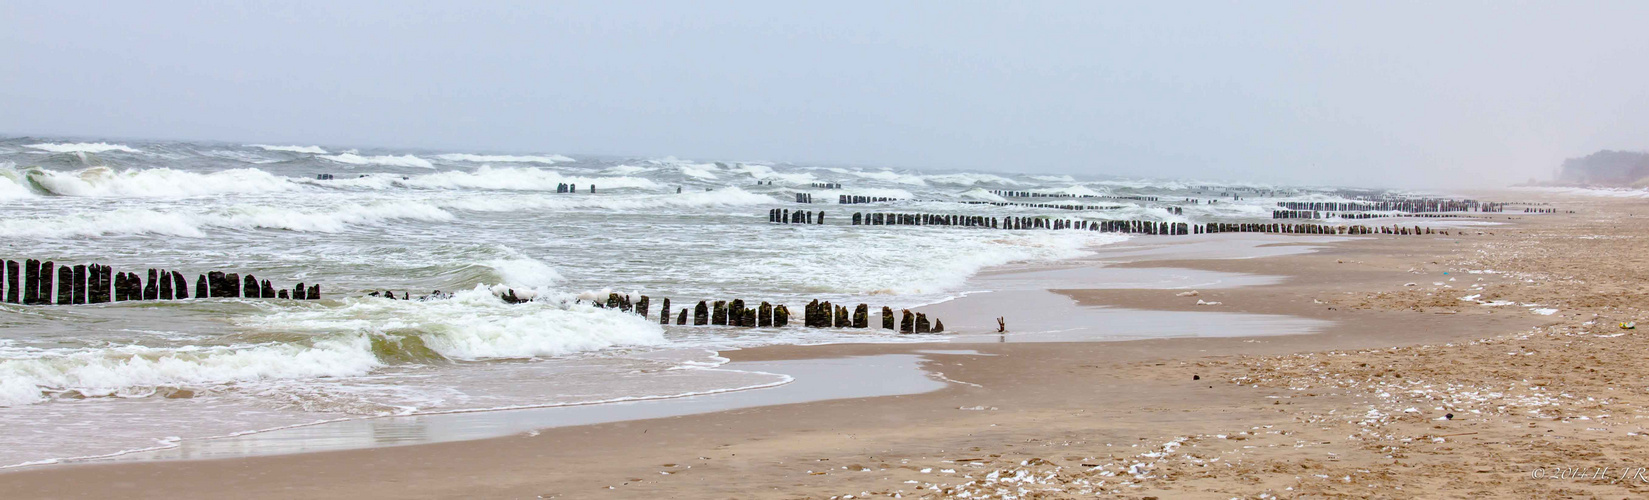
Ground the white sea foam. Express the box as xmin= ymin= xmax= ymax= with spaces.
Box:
xmin=1513 ymin=186 xmax=1649 ymax=198
xmin=0 ymin=336 xmax=383 ymax=408
xmin=401 ymin=165 xmax=660 ymax=191
xmin=925 ymin=172 xmax=1022 ymax=186
xmin=958 ymin=188 xmax=1008 ymax=202
xmin=443 ymin=186 xmax=774 ymax=212
xmin=730 ymin=164 xmax=818 ymax=184
xmin=436 ymin=153 xmax=574 ymax=164
xmin=829 ymin=168 xmax=927 ymax=186
xmin=201 ymin=150 xmax=282 ymax=164
xmin=817 ymin=187 xmax=917 ymax=200
xmin=319 ymin=153 xmax=434 ymax=169
xmin=0 ymin=202 xmax=454 ymax=238
xmin=24 ymin=142 xmax=142 ymax=154
xmin=248 ymin=144 xmax=329 ymax=154
xmin=678 ymin=164 xmax=719 ymax=180
xmin=244 ymin=286 xmax=667 ymax=360
xmin=1044 ymin=184 xmax=1107 ymax=197
xmin=21 ymin=166 xmax=300 ymax=197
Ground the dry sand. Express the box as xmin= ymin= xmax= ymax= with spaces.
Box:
xmin=3 ymin=191 xmax=1644 ymax=499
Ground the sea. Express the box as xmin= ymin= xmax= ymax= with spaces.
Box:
xmin=0 ymin=137 xmax=1384 ymax=466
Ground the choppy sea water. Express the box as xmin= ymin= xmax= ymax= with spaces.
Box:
xmin=0 ymin=138 xmax=1403 ymax=466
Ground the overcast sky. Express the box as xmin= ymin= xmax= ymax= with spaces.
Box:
xmin=2 ymin=1 xmax=1645 ymax=187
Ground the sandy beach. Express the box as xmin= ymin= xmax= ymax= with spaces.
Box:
xmin=4 ymin=190 xmax=1644 ymax=499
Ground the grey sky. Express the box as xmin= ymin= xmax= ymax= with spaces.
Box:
xmin=2 ymin=1 xmax=1645 ymax=187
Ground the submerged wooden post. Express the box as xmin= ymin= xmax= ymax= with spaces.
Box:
xmin=694 ymin=301 xmax=710 ymax=325
xmin=677 ymin=308 xmax=688 ymax=325
xmin=743 ymin=308 xmax=756 ymax=327
xmin=882 ymin=306 xmax=895 ymax=330
xmin=72 ymin=264 xmax=86 ymax=304
xmin=206 ymin=271 xmax=224 ymax=297
xmin=4 ymin=260 xmax=17 ymax=303
xmin=293 ymin=283 xmax=305 ymax=300
xmin=144 ymin=269 xmax=159 ymax=300
xmin=729 ymin=299 xmax=746 ymax=326
xmin=57 ymin=265 xmax=73 ymax=305
xmin=157 ymin=269 xmax=172 ymax=300
xmin=259 ymin=279 xmax=273 ymax=299
xmin=834 ymin=305 xmax=850 ymax=328
xmin=607 ymin=293 xmax=621 ymax=309
xmin=196 ymin=274 xmax=208 ymax=299
xmin=659 ymin=298 xmax=671 ymax=324
xmin=852 ymin=304 xmax=868 ymax=328
xmin=915 ymin=313 xmax=930 ymax=333
xmin=637 ymin=296 xmax=650 ymax=318
xmin=932 ymin=319 xmax=944 ymax=333
xmin=39 ymin=261 xmax=54 ymax=305
xmin=278 ymin=289 xmax=290 ymax=299
xmin=900 ymin=309 xmax=915 ymax=333
xmin=307 ymin=284 xmax=320 ymax=300
xmin=759 ymin=301 xmax=773 ymax=327
xmin=23 ymin=259 xmax=40 ymax=305
xmin=712 ymin=300 xmax=728 ymax=325
xmin=243 ymin=275 xmax=260 ymax=299
xmin=225 ymin=273 xmax=241 ymax=298
xmin=773 ymin=305 xmax=789 ymax=327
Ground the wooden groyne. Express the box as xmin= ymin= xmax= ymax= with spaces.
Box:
xmin=822 ymin=211 xmax=1455 ymax=236
xmin=491 ymin=289 xmax=943 ymax=334
xmin=1276 ymin=198 xmax=1503 ymax=213
xmin=809 ymin=183 xmax=843 ymax=189
xmin=1 ymin=259 xmax=319 ymax=305
xmin=795 ymin=193 xmax=815 ymax=203
xmin=555 ymin=183 xmax=599 ymax=193
xmin=987 ymin=190 xmax=1160 ymax=202
xmin=838 ymin=195 xmax=901 ymax=204
xmin=1272 ymin=210 xmax=1478 ymax=220
xmin=770 ymin=208 xmax=825 ymax=224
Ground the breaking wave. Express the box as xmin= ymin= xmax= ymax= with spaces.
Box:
xmin=0 ymin=202 xmax=454 ymax=238
xmin=11 ymin=166 xmax=300 ymax=197
xmin=23 ymin=142 xmax=142 ymax=154
xmin=319 ymin=153 xmax=434 ymax=169
xmin=442 ymin=186 xmax=773 ymax=212
xmin=249 ymin=145 xmax=329 ymax=154
xmin=0 ymin=287 xmax=666 ymax=407
xmin=399 ymin=165 xmax=660 ymax=191
xmin=437 ymin=153 xmax=573 ymax=164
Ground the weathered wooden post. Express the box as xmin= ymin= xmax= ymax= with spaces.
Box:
xmin=677 ymin=309 xmax=689 ymax=325
xmin=915 ymin=313 xmax=930 ymax=333
xmin=694 ymin=301 xmax=709 ymax=325
xmin=226 ymin=273 xmax=242 ymax=298
xmin=773 ymin=305 xmax=789 ymax=327
xmin=900 ymin=309 xmax=915 ymax=333
xmin=39 ymin=261 xmax=55 ymax=305
xmin=932 ymin=319 xmax=944 ymax=333
xmin=607 ymin=293 xmax=621 ymax=309
xmin=805 ymin=299 xmax=819 ymax=327
xmin=882 ymin=306 xmax=894 ymax=330
xmin=23 ymin=259 xmax=41 ymax=305
xmin=72 ymin=264 xmax=86 ymax=304
xmin=196 ymin=274 xmax=208 ymax=299
xmin=712 ymin=300 xmax=728 ymax=325
xmin=259 ymin=279 xmax=273 ymax=298
xmin=637 ymin=295 xmax=650 ymax=318
xmin=743 ymin=308 xmax=757 ymax=327
xmin=157 ymin=269 xmax=172 ymax=300
xmin=144 ymin=269 xmax=159 ymax=300
xmin=206 ymin=271 xmax=224 ymax=297
xmin=659 ymin=298 xmax=671 ymax=324
xmin=293 ymin=283 xmax=305 ymax=300
xmin=307 ymin=284 xmax=320 ymax=300
xmin=834 ymin=305 xmax=849 ymax=328
xmin=729 ymin=299 xmax=746 ymax=326
xmin=96 ymin=265 xmax=112 ymax=303
xmin=113 ymin=272 xmax=128 ymax=302
xmin=57 ymin=266 xmax=73 ymax=305
xmin=277 ymin=289 xmax=290 ymax=299
xmin=759 ymin=301 xmax=773 ymax=327
xmin=243 ymin=275 xmax=259 ymax=299
xmin=852 ymin=304 xmax=868 ymax=328
xmin=4 ymin=260 xmax=16 ymax=303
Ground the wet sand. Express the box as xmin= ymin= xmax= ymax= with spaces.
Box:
xmin=4 ymin=192 xmax=1637 ymax=499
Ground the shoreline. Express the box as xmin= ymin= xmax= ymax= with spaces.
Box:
xmin=3 ymin=193 xmax=1620 ymax=498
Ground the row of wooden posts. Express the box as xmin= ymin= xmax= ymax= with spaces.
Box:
xmin=795 ymin=193 xmax=816 ymax=203
xmin=986 ymin=190 xmax=1161 ymax=202
xmin=1271 ymin=210 xmax=1476 ymax=220
xmin=770 ymin=208 xmax=825 ymax=224
xmin=957 ymin=201 xmax=1126 ymax=211
xmin=823 ymin=211 xmax=1455 ymax=236
xmin=809 ymin=182 xmax=843 ymax=189
xmin=560 ymin=292 xmax=944 ymax=333
xmin=1277 ymin=199 xmax=1501 ymax=213
xmin=838 ymin=195 xmax=901 ymax=204
xmin=555 ymin=183 xmax=595 ymax=193
xmin=0 ymin=259 xmax=319 ymax=305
